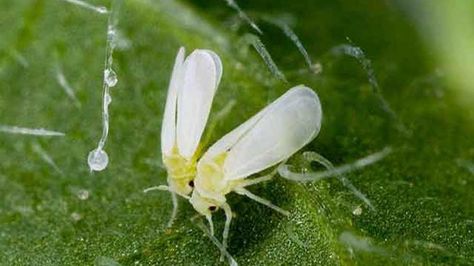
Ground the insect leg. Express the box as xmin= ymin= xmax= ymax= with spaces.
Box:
xmin=221 ymin=202 xmax=233 ymax=262
xmin=239 ymin=164 xmax=282 ymax=187
xmin=191 ymin=215 xmax=238 ymax=266
xmin=234 ymin=187 xmax=290 ymax=216
xmin=206 ymin=214 xmax=215 ymax=236
xmin=239 ymin=173 xmax=274 ymax=187
xmin=167 ymin=192 xmax=179 ymax=228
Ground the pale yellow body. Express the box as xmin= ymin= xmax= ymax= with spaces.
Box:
xmin=163 ymin=147 xmax=198 ymax=196
xmin=189 ymin=151 xmax=284 ymax=261
xmin=191 ymin=152 xmax=250 ymax=217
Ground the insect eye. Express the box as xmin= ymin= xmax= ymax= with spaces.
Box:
xmin=188 ymin=180 xmax=194 ymax=188
xmin=208 ymin=206 xmax=217 ymax=212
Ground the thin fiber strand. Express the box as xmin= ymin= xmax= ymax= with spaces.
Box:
xmin=32 ymin=143 xmax=64 ymax=175
xmin=62 ymin=0 xmax=108 ymax=14
xmin=332 ymin=42 xmax=408 ymax=133
xmin=244 ymin=34 xmax=287 ymax=83
xmin=264 ymin=18 xmax=316 ymax=73
xmin=56 ymin=65 xmax=81 ymax=108
xmin=0 ymin=125 xmax=65 ymax=137
xmin=224 ymin=0 xmax=262 ymax=34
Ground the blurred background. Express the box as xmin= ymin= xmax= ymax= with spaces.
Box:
xmin=0 ymin=0 xmax=473 ymax=265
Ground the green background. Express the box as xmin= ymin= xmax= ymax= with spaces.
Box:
xmin=1 ymin=0 xmax=473 ymax=265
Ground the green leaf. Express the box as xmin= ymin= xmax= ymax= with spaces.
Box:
xmin=1 ymin=0 xmax=473 ymax=265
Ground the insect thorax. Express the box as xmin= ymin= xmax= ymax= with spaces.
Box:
xmin=163 ymin=148 xmax=197 ymax=195
xmin=195 ymin=153 xmax=242 ymax=202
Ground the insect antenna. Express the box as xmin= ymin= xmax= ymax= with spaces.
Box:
xmin=192 ymin=215 xmax=238 ymax=266
xmin=221 ymin=203 xmax=234 ymax=262
xmin=143 ymin=185 xmax=190 ymax=199
xmin=234 ymin=187 xmax=290 ymax=216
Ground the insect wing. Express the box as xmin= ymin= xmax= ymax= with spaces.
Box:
xmin=201 ymin=49 xmax=223 ymax=87
xmin=176 ymin=50 xmax=223 ymax=159
xmin=200 ymin=101 xmax=271 ymax=163
xmin=224 ymin=86 xmax=322 ymax=180
xmin=161 ymin=47 xmax=186 ymax=157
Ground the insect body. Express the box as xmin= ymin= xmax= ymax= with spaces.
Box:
xmin=189 ymin=85 xmax=322 ymax=256
xmin=147 ymin=47 xmax=222 ymax=227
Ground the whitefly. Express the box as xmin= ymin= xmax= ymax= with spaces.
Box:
xmin=145 ymin=47 xmax=223 ymax=227
xmin=189 ymin=85 xmax=322 ymax=260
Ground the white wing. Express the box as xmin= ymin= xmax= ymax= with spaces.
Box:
xmin=200 ymin=100 xmax=270 ymax=162
xmin=202 ymin=49 xmax=223 ymax=87
xmin=223 ymin=85 xmax=322 ymax=180
xmin=177 ymin=50 xmax=223 ymax=159
xmin=161 ymin=47 xmax=185 ymax=156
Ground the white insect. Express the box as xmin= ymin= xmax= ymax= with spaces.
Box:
xmin=145 ymin=47 xmax=223 ymax=227
xmin=189 ymin=85 xmax=322 ymax=258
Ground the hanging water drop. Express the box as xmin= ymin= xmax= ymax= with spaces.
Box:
xmin=88 ymin=148 xmax=109 ymax=171
xmin=104 ymin=69 xmax=118 ymax=87
xmin=107 ymin=26 xmax=116 ymax=40
xmin=105 ymin=93 xmax=112 ymax=105
xmin=88 ymin=0 xmax=122 ymax=172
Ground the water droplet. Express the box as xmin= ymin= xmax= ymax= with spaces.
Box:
xmin=310 ymin=63 xmax=323 ymax=74
xmin=105 ymin=94 xmax=112 ymax=105
xmin=96 ymin=6 xmax=108 ymax=14
xmin=104 ymin=69 xmax=118 ymax=87
xmin=88 ymin=149 xmax=109 ymax=171
xmin=77 ymin=189 xmax=90 ymax=200
xmin=107 ymin=26 xmax=116 ymax=40
xmin=352 ymin=205 xmax=363 ymax=216
xmin=71 ymin=212 xmax=82 ymax=221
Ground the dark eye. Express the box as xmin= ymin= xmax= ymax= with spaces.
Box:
xmin=188 ymin=180 xmax=194 ymax=188
xmin=208 ymin=206 xmax=217 ymax=212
